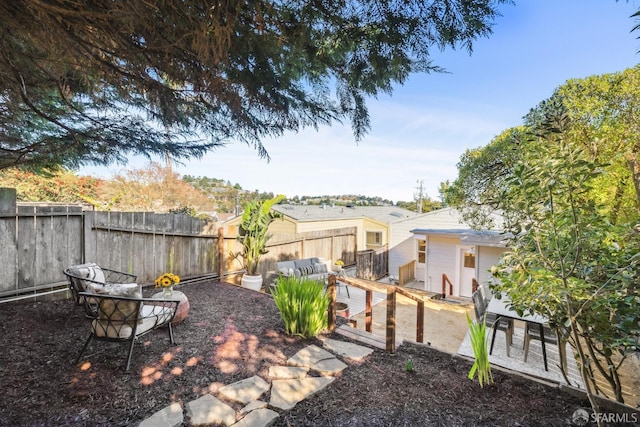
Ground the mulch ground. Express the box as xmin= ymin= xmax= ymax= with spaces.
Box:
xmin=0 ymin=279 xmax=621 ymax=426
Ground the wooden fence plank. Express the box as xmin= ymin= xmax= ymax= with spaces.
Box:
xmin=0 ymin=206 xmax=362 ymax=300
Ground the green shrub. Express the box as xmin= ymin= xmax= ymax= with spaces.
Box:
xmin=404 ymin=357 xmax=415 ymax=372
xmin=271 ymin=275 xmax=329 ymax=338
xmin=466 ymin=312 xmax=494 ymax=387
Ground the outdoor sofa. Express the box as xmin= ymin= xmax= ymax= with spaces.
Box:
xmin=275 ymin=257 xmax=330 ymax=282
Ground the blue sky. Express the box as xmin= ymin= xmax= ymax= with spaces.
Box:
xmin=81 ymin=0 xmax=640 ymax=204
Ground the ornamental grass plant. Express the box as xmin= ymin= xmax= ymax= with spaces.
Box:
xmin=466 ymin=312 xmax=494 ymax=387
xmin=271 ymin=275 xmax=329 ymax=338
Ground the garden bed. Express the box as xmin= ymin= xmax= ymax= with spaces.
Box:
xmin=0 ymin=280 xmax=627 ymax=426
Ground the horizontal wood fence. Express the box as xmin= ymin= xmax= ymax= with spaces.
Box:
xmin=0 ymin=197 xmax=358 ymax=302
xmin=225 ymin=227 xmax=358 ymax=285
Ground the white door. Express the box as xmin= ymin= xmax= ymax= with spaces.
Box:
xmin=458 ymin=247 xmax=476 ymax=298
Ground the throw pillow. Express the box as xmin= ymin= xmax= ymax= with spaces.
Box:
xmin=95 ymin=284 xmax=142 ymax=324
xmin=278 ymin=267 xmax=291 ymax=276
xmin=313 ymin=263 xmax=328 ymax=274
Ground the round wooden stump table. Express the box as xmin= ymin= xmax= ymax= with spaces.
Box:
xmin=152 ymin=290 xmax=190 ymax=324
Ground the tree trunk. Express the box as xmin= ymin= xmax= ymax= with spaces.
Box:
xmin=626 ymin=153 xmax=640 ymax=212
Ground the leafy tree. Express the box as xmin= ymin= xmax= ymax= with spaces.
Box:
xmin=557 ymin=67 xmax=640 ymax=221
xmin=0 ymin=0 xmax=508 ymax=170
xmin=396 ymin=197 xmax=441 ymax=213
xmin=99 ymin=162 xmax=214 ymax=213
xmin=447 ymin=71 xmax=640 ymax=414
xmin=492 ymin=110 xmax=639 ymax=413
xmin=445 ymin=126 xmax=530 ymax=229
xmin=447 ymin=67 xmax=640 ymax=227
xmin=0 ymin=167 xmax=101 ymax=204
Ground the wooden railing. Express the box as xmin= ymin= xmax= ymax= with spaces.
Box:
xmin=327 ymin=274 xmax=425 ymax=352
xmin=398 ymin=260 xmax=416 ymax=287
xmin=442 ymin=273 xmax=453 ymax=298
xmin=385 ymin=286 xmax=424 ymax=351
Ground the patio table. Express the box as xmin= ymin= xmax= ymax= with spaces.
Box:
xmin=486 ymin=295 xmax=552 ymax=371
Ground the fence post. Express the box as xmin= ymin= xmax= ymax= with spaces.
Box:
xmin=365 ymin=288 xmax=373 ymax=333
xmin=217 ymin=227 xmax=225 ymax=278
xmin=327 ymin=273 xmax=337 ymax=331
xmin=417 ymin=301 xmax=424 ymax=343
xmin=386 ymin=286 xmax=396 ymax=352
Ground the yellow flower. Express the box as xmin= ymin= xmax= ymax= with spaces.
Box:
xmin=155 ymin=272 xmax=180 ymax=288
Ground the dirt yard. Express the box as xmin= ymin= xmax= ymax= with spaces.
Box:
xmin=0 ymin=280 xmax=636 ymax=426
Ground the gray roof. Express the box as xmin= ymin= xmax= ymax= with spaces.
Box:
xmin=408 ymin=208 xmax=509 ymax=247
xmin=273 ymin=204 xmax=417 ymax=224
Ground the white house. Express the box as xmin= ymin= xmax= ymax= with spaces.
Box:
xmin=389 ymin=207 xmax=508 ymax=298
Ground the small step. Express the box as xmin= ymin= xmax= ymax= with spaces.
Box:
xmin=430 ymin=295 xmax=472 ymax=305
xmin=334 ymin=324 xmax=389 ymax=351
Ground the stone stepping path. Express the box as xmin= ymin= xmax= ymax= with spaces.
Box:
xmin=138 ymin=337 xmax=374 ymax=427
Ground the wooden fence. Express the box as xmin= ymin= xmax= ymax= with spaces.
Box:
xmin=0 ymin=204 xmax=84 ymax=299
xmin=226 ymin=227 xmax=359 ymax=285
xmin=355 ymin=246 xmax=388 ymax=281
xmin=398 ymin=260 xmax=416 ymax=286
xmin=0 ymin=196 xmax=359 ymax=301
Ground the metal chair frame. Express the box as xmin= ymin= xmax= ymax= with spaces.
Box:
xmin=76 ymin=291 xmax=179 ymax=371
xmin=64 ymin=265 xmax=137 ymax=306
xmin=524 ymin=321 xmax=567 ymax=372
xmin=472 ymin=290 xmax=514 ymax=356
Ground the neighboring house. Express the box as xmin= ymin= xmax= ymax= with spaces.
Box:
xmin=389 ymin=207 xmax=508 ymax=298
xmin=222 ymin=204 xmax=417 ymax=252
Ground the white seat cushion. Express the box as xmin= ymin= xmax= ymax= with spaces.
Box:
xmin=92 ymin=304 xmax=174 ymax=339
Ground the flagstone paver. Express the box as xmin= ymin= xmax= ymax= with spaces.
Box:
xmin=285 ymin=344 xmax=348 ymax=375
xmin=185 ymin=394 xmax=236 ymax=426
xmin=307 ymin=357 xmax=348 ymax=376
xmin=239 ymin=400 xmax=268 ymax=415
xmin=269 ymin=377 xmax=336 ymax=411
xmin=218 ymin=375 xmax=270 ymax=404
xmin=138 ymin=339 xmax=377 ymax=426
xmin=234 ymin=408 xmax=279 ymax=427
xmin=268 ymin=365 xmax=309 ymax=379
xmin=320 ymin=337 xmax=375 ymax=360
xmin=286 ymin=344 xmax=336 ymax=368
xmin=138 ymin=402 xmax=183 ymax=427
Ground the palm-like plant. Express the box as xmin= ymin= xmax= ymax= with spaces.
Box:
xmin=237 ymin=195 xmax=285 ymax=275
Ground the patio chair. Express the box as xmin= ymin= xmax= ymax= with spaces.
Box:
xmin=64 ymin=263 xmax=137 ymax=306
xmin=472 ymin=290 xmax=513 ymax=356
xmin=76 ymin=290 xmax=179 ymax=371
xmin=523 ymin=322 xmax=567 ymax=372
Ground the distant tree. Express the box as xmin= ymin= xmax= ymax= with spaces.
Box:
xmin=396 ymin=197 xmax=441 ymax=212
xmin=0 ymin=1 xmax=508 ymax=170
xmin=0 ymin=168 xmax=100 ymax=204
xmin=438 ymin=181 xmax=450 ymax=206
xmin=100 ymin=162 xmax=214 ymax=213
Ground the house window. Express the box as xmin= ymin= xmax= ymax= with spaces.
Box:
xmin=464 ymin=253 xmax=476 ymax=268
xmin=417 ymin=239 xmax=426 ymax=264
xmin=366 ymin=231 xmax=383 ymax=247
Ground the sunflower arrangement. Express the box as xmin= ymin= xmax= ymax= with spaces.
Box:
xmin=154 ymin=272 xmax=180 ymax=289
